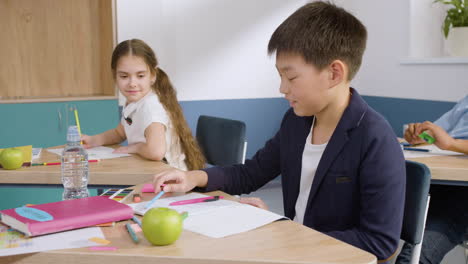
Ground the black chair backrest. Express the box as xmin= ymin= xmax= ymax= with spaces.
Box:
xmin=401 ymin=160 xmax=432 ymax=245
xmin=196 ymin=115 xmax=246 ymax=166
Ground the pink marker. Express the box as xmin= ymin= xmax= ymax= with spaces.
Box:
xmin=169 ymin=196 xmax=224 ymax=206
xmin=89 ymin=246 xmax=117 ymax=251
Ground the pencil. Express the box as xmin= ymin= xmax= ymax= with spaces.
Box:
xmin=32 ymin=159 xmax=99 ymax=166
xmin=144 ymin=190 xmax=165 ymax=209
xmin=144 ymin=184 xmax=166 ymax=209
xmin=74 ymin=107 xmax=82 ymax=144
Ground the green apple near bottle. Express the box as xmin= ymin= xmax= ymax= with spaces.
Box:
xmin=0 ymin=148 xmax=24 ymax=170
xmin=142 ymin=207 xmax=184 ymax=246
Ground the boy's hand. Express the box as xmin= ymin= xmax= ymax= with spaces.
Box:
xmin=152 ymin=169 xmax=208 ymax=193
xmin=239 ymin=197 xmax=269 ymax=210
xmin=404 ymin=123 xmax=426 ymax=145
xmin=415 ymin=121 xmax=454 ymax=151
xmin=81 ymin=134 xmax=100 ymax=149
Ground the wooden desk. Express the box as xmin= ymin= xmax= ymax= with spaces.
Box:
xmin=407 ymin=155 xmax=468 ymax=186
xmin=1 ymin=189 xmax=377 ymax=264
xmin=0 ymin=147 xmax=170 ymax=187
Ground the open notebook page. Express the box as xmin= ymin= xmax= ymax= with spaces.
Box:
xmin=128 ymin=193 xmax=286 ymax=238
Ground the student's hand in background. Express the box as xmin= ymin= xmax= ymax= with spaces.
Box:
xmin=239 ymin=197 xmax=269 ymax=210
xmin=152 ymin=169 xmax=208 ymax=194
xmin=404 ymin=123 xmax=426 ymax=145
xmin=81 ymin=134 xmax=101 ymax=149
xmin=414 ymin=121 xmax=454 ymax=151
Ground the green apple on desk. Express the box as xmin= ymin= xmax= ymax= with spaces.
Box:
xmin=142 ymin=207 xmax=183 ymax=246
xmin=0 ymin=148 xmax=24 ymax=170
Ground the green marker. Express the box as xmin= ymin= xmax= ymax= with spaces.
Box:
xmin=418 ymin=131 xmax=435 ymax=144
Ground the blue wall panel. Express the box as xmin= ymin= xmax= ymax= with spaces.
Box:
xmin=0 ymin=95 xmax=456 ymax=210
xmin=180 ymin=98 xmax=290 ymax=159
xmin=0 ymin=100 xmax=118 ymax=210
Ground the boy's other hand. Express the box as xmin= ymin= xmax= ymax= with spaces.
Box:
xmin=239 ymin=197 xmax=269 ymax=210
xmin=404 ymin=123 xmax=426 ymax=145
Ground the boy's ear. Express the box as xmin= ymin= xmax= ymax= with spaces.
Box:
xmin=328 ymin=60 xmax=346 ymax=87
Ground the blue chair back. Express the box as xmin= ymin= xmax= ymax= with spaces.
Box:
xmin=401 ymin=160 xmax=431 ymax=245
xmin=196 ymin=115 xmax=246 ymax=166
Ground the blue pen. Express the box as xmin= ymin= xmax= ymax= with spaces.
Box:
xmin=403 ymin=147 xmax=430 ymax=152
xmin=144 ymin=187 xmax=166 ymax=209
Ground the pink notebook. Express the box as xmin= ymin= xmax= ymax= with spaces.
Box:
xmin=0 ymin=196 xmax=133 ymax=236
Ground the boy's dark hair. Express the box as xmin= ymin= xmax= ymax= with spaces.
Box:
xmin=268 ymin=1 xmax=367 ymax=81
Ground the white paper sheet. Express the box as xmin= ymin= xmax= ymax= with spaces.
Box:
xmin=403 ymin=145 xmax=465 ymax=158
xmin=0 ymin=225 xmax=105 ymax=256
xmin=128 ymin=193 xmax=285 ymax=238
xmin=32 ymin=148 xmax=42 ymax=160
xmin=48 ymin=146 xmax=130 ymax=160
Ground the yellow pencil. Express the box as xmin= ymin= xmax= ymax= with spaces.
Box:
xmin=74 ymin=107 xmax=82 ymax=144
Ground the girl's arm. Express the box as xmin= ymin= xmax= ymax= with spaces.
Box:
xmin=114 ymin=122 xmax=166 ymax=161
xmin=82 ymin=123 xmax=126 ymax=148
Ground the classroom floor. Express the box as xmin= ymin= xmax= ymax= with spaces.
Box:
xmin=245 ymin=179 xmax=466 ymax=264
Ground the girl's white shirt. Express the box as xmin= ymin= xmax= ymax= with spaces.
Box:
xmin=294 ymin=118 xmax=327 ymax=224
xmin=121 ymin=91 xmax=188 ymax=171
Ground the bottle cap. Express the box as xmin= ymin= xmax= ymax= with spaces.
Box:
xmin=67 ymin=125 xmax=81 ymax=142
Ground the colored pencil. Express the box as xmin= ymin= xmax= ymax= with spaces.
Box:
xmin=74 ymin=107 xmax=82 ymax=144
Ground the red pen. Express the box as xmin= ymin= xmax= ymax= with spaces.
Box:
xmin=32 ymin=159 xmax=100 ymax=166
xmin=169 ymin=196 xmax=224 ymax=206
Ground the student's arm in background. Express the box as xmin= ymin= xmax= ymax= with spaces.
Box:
xmin=113 ymin=122 xmax=166 ymax=161
xmin=404 ymin=122 xmax=426 ymax=145
xmin=81 ymin=123 xmax=126 ymax=148
xmin=415 ymin=121 xmax=468 ymax=154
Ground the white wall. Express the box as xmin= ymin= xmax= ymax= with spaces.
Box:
xmin=116 ymin=0 xmax=467 ymax=103
xmin=116 ymin=0 xmax=306 ymax=102
xmin=337 ymin=0 xmax=467 ymax=102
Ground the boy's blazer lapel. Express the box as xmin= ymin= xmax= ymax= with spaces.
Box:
xmin=305 ymin=89 xmax=368 ymax=213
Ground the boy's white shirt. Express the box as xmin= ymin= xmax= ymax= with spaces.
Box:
xmin=294 ymin=118 xmax=327 ymax=224
xmin=121 ymin=91 xmax=188 ymax=171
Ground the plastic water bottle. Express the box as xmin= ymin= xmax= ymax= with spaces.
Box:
xmin=61 ymin=125 xmax=89 ymax=200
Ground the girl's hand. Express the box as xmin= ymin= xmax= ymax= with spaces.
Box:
xmin=239 ymin=197 xmax=269 ymax=210
xmin=113 ymin=145 xmax=133 ymax=154
xmin=404 ymin=123 xmax=426 ymax=145
xmin=81 ymin=134 xmax=100 ymax=149
xmin=113 ymin=143 xmax=140 ymax=154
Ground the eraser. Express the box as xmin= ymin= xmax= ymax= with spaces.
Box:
xmin=133 ymin=193 xmax=141 ymax=203
xmin=418 ymin=131 xmax=435 ymax=144
xmin=141 ymin=183 xmax=155 ymax=193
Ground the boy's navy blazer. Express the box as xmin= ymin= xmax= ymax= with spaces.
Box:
xmin=203 ymin=89 xmax=406 ymax=261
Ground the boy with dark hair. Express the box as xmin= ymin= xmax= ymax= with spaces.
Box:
xmin=151 ymin=2 xmax=406 ymax=262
